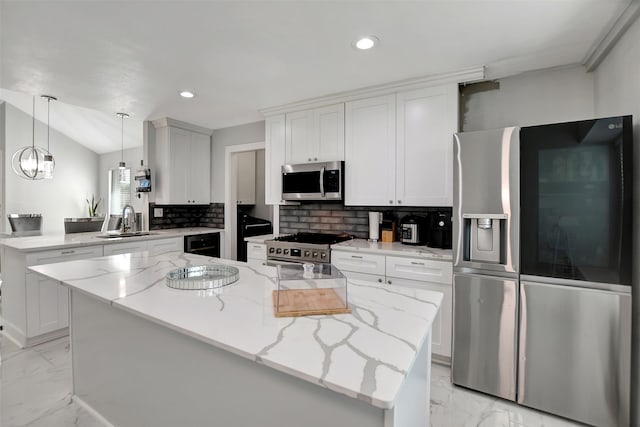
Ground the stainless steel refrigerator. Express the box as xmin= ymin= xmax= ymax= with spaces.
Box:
xmin=452 ymin=116 xmax=632 ymax=427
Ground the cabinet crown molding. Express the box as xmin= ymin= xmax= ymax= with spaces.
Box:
xmin=151 ymin=117 xmax=213 ymax=136
xmin=260 ymin=66 xmax=485 ymax=117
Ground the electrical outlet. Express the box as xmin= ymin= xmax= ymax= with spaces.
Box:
xmin=154 ymin=208 xmax=164 ymax=218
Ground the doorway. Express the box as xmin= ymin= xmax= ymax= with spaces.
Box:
xmin=224 ymin=142 xmax=272 ymax=260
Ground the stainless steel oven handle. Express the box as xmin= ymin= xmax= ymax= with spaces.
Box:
xmin=320 ymin=166 xmax=325 ymax=197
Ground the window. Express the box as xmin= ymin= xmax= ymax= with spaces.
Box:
xmin=108 ymin=168 xmax=131 ymax=215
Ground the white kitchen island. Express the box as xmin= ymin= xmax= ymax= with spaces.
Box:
xmin=29 ymin=251 xmax=442 ymax=427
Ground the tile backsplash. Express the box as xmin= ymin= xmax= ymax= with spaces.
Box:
xmin=279 ymin=203 xmax=451 ymax=239
xmin=149 ymin=203 xmax=224 ymax=230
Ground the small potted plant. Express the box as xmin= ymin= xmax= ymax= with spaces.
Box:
xmin=86 ymin=195 xmax=102 ymax=218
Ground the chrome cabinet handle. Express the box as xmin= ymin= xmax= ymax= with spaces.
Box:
xmin=61 ymin=250 xmax=75 ymax=254
xmin=398 ymin=200 xmax=402 ymax=204
xmin=314 ymin=157 xmax=318 ymax=161
xmin=350 ymin=255 xmax=363 ymax=259
xmin=387 ymin=280 xmax=392 ymax=284
xmin=308 ymin=157 xmax=312 ymax=162
xmin=389 ymin=200 xmax=393 ymax=204
xmin=378 ymin=278 xmax=383 ymax=283
xmin=410 ymin=261 xmax=425 ymax=266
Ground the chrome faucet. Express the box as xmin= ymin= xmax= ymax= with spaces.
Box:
xmin=121 ymin=204 xmax=136 ymax=233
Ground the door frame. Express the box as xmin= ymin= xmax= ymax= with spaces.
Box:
xmin=224 ymin=141 xmax=265 ymax=260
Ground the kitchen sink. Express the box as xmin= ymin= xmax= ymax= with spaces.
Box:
xmin=96 ymin=231 xmax=156 ymax=239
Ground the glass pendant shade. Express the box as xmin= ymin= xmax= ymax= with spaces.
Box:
xmin=11 ymin=95 xmax=55 ymax=180
xmin=116 ymin=112 xmax=129 ymax=183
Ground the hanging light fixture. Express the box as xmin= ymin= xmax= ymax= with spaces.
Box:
xmin=116 ymin=112 xmax=129 ymax=183
xmin=41 ymin=95 xmax=57 ymax=179
xmin=11 ymin=96 xmax=55 ymax=180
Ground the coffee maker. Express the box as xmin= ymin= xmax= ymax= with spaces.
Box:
xmin=427 ymin=211 xmax=452 ymax=249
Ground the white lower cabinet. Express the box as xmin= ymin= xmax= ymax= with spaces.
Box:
xmin=103 ymin=237 xmax=184 ymax=256
xmin=332 ymin=249 xmax=452 ymax=361
xmin=246 ymin=242 xmax=267 ymax=268
xmin=24 ymin=246 xmax=104 ymax=340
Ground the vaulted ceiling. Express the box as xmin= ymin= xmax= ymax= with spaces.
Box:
xmin=0 ymin=0 xmax=635 ymax=153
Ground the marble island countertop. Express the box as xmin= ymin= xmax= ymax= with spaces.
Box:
xmin=29 ymin=251 xmax=442 ymax=409
xmin=0 ymin=227 xmax=222 ymax=252
xmin=332 ymin=238 xmax=452 ymax=261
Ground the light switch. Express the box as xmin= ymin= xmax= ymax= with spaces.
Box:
xmin=154 ymin=208 xmax=164 ymax=218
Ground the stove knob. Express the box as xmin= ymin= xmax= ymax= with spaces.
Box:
xmin=304 ymin=251 xmax=310 ymax=257
xmin=269 ymin=248 xmax=275 ymax=253
xmin=320 ymin=253 xmax=327 ymax=259
xmin=276 ymin=248 xmax=282 ymax=254
xmin=312 ymin=252 xmax=318 ymax=258
xmin=284 ymin=249 xmax=289 ymax=255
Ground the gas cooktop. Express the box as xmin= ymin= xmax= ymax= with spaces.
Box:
xmin=273 ymin=232 xmax=352 ymax=245
xmin=267 ymin=232 xmax=352 ymax=264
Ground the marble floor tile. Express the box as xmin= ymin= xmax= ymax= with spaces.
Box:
xmin=1 ymin=336 xmax=588 ymax=427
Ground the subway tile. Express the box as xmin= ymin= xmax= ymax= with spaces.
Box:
xmin=300 ymin=217 xmax=321 ymax=223
xmin=319 ymin=217 xmax=344 ymax=224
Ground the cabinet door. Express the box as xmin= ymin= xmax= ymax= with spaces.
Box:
xmin=285 ymin=110 xmax=314 ymax=164
xmin=246 ymin=242 xmax=266 ymax=260
xmin=396 ymin=84 xmax=458 ymax=206
xmin=236 ymin=151 xmax=256 ymax=205
xmin=147 ymin=237 xmax=183 ymax=255
xmin=385 ymin=256 xmax=452 ymax=284
xmin=331 ymin=250 xmax=386 ymax=276
xmin=25 ymin=273 xmax=69 ymax=336
xmin=387 ymin=277 xmax=452 ymax=359
xmin=168 ymin=127 xmax=191 ymax=204
xmin=345 ymin=94 xmax=396 ymax=206
xmin=188 ymin=132 xmax=211 ymax=204
xmin=265 ymin=115 xmax=286 ymax=205
xmin=314 ymin=104 xmax=344 ymax=162
xmin=103 ymin=241 xmax=148 ymax=256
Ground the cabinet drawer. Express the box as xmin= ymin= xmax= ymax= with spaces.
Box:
xmin=342 ymin=270 xmax=385 ymax=284
xmin=385 ymin=256 xmax=452 ymax=284
xmin=103 ymin=241 xmax=148 ymax=256
xmin=331 ymin=251 xmax=385 ymax=276
xmin=247 ymin=243 xmax=267 ymax=261
xmin=26 ymin=246 xmax=104 ymax=266
xmin=147 ymin=237 xmax=183 ymax=255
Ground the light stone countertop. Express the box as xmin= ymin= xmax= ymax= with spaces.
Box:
xmin=332 ymin=238 xmax=452 ymax=261
xmin=29 ymin=251 xmax=442 ymax=409
xmin=0 ymin=227 xmax=223 ymax=252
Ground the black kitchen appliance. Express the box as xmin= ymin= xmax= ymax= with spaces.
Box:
xmin=237 ymin=212 xmax=273 ymax=261
xmin=427 ymin=211 xmax=452 ymax=249
xmin=399 ymin=214 xmax=427 ymax=245
xmin=184 ymin=233 xmax=220 ymax=258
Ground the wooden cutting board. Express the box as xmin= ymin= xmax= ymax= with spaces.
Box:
xmin=272 ymin=288 xmax=351 ymax=317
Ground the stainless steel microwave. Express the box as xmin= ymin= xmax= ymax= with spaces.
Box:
xmin=281 ymin=161 xmax=343 ymax=201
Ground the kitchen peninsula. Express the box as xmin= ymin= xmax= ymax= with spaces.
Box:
xmin=30 ymin=251 xmax=442 ymax=427
xmin=0 ymin=227 xmax=223 ymax=347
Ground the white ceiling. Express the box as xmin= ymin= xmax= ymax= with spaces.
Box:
xmin=0 ymin=0 xmax=634 ymax=154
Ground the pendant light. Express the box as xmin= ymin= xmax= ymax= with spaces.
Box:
xmin=116 ymin=112 xmax=129 ymax=183
xmin=41 ymin=95 xmax=57 ymax=179
xmin=11 ymin=96 xmax=54 ymax=180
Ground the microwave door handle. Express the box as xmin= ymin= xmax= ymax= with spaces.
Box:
xmin=320 ymin=166 xmax=325 ymax=197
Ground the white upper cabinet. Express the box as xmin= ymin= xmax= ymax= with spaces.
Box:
xmin=345 ymin=94 xmax=397 ymax=206
xmin=154 ymin=119 xmax=212 ymax=205
xmin=264 ymin=114 xmax=286 ymax=205
xmin=236 ymin=151 xmax=256 ymax=205
xmin=285 ymin=103 xmax=344 ymax=164
xmin=345 ymin=83 xmax=458 ymax=207
xmin=396 ymin=84 xmax=458 ymax=206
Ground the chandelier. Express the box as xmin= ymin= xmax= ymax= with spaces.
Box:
xmin=11 ymin=95 xmax=56 ymax=180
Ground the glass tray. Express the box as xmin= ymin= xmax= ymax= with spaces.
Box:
xmin=166 ymin=265 xmax=239 ymax=290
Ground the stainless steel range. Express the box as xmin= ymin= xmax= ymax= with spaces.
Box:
xmin=266 ymin=232 xmax=352 ymax=265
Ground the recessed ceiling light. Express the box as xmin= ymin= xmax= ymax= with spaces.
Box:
xmin=180 ymin=91 xmax=195 ymax=98
xmin=354 ymin=36 xmax=379 ymax=50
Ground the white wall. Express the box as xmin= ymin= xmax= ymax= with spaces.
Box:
xmin=463 ymin=65 xmax=595 ymax=131
xmin=252 ymin=148 xmax=271 ymax=220
xmin=98 ymin=147 xmax=145 ymax=216
xmin=592 ymin=14 xmax=640 ymax=423
xmin=4 ymin=103 xmax=99 ymax=234
xmin=211 ymin=121 xmax=265 ymax=202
